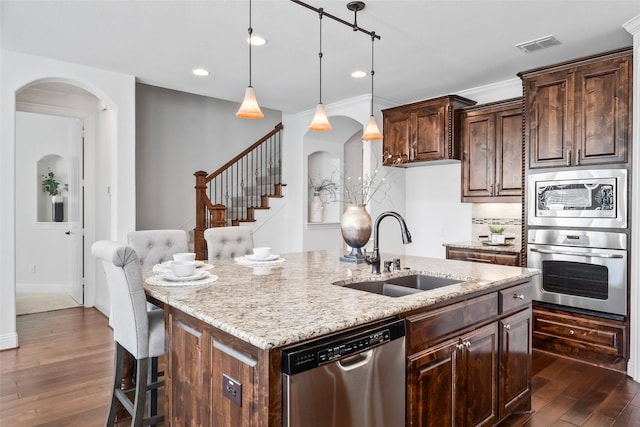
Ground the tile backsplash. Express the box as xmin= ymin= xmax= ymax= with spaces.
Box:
xmin=472 ymin=203 xmax=522 ymax=248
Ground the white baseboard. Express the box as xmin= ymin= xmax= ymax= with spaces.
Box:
xmin=94 ymin=300 xmax=110 ymax=318
xmin=0 ymin=332 xmax=19 ymax=350
xmin=16 ymin=283 xmax=70 ymax=293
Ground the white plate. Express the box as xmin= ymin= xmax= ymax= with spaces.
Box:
xmin=161 ymin=271 xmax=210 ymax=282
xmin=244 ymin=253 xmax=280 ymax=262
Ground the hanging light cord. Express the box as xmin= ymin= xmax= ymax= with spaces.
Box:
xmin=318 ymin=9 xmax=324 ymax=104
xmin=370 ymin=32 xmax=375 ymax=115
xmin=248 ymin=0 xmax=253 ymax=87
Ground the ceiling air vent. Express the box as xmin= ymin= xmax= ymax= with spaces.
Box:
xmin=515 ymin=35 xmax=561 ymax=53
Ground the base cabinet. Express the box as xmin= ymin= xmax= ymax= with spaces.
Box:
xmin=446 ymin=247 xmax=521 ymax=267
xmin=166 ymin=308 xmax=271 ymax=427
xmin=406 ymin=281 xmax=533 ymax=427
xmin=408 ymin=323 xmax=499 ymax=427
xmin=499 ymin=309 xmax=532 ymax=418
xmin=532 ymin=304 xmax=628 ymax=372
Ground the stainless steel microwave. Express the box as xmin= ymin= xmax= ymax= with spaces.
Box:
xmin=527 ymin=169 xmax=627 ymax=229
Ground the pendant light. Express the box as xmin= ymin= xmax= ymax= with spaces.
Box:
xmin=361 ymin=32 xmax=383 ymax=140
xmin=308 ymin=9 xmax=332 ymax=131
xmin=236 ymin=0 xmax=264 ymax=119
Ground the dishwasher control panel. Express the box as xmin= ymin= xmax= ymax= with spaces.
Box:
xmin=282 ymin=319 xmax=405 ymax=375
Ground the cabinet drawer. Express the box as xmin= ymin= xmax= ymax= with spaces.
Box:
xmin=406 ymin=293 xmax=498 ymax=353
xmin=446 ymin=248 xmax=520 ymax=266
xmin=532 ymin=306 xmax=627 ymax=372
xmin=499 ymin=282 xmax=533 ymax=314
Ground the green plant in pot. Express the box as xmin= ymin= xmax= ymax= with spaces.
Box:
xmin=488 ymin=225 xmax=506 ymax=244
xmin=42 ymin=169 xmax=67 ymax=222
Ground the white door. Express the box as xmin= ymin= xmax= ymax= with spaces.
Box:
xmin=67 ymin=119 xmax=84 ymax=304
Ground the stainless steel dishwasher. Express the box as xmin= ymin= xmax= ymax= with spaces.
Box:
xmin=281 ymin=318 xmax=406 ymax=427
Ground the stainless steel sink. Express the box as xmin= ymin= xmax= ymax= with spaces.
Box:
xmin=340 ymin=274 xmax=462 ymax=297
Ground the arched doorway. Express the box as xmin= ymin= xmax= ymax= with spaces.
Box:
xmin=14 ymin=80 xmax=105 ymax=316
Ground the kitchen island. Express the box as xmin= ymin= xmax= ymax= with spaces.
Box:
xmin=145 ymin=250 xmax=538 ymax=426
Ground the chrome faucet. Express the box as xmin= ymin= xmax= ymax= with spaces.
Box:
xmin=365 ymin=211 xmax=412 ymax=274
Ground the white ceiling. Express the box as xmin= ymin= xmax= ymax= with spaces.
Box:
xmin=2 ymin=1 xmax=639 ymax=113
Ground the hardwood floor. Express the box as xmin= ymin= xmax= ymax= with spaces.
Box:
xmin=1 ymin=307 xmax=639 ymax=427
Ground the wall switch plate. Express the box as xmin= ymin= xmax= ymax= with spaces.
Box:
xmin=222 ymin=374 xmax=242 ymax=407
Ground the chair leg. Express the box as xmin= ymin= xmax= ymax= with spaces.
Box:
xmin=148 ymin=356 xmax=159 ymax=418
xmin=106 ymin=342 xmax=125 ymax=427
xmin=131 ymin=358 xmax=149 ymax=427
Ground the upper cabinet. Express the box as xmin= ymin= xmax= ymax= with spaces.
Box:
xmin=460 ymin=98 xmax=523 ymax=202
xmin=382 ymin=95 xmax=476 ymax=166
xmin=519 ymin=47 xmax=632 ymax=169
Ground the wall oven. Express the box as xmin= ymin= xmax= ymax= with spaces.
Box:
xmin=527 ymin=229 xmax=627 ymax=318
xmin=527 ymin=169 xmax=628 ymax=229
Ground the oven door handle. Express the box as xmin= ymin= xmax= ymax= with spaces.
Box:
xmin=529 ymin=247 xmax=624 ymax=259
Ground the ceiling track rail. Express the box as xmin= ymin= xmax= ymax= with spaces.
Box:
xmin=289 ymin=0 xmax=381 ymax=40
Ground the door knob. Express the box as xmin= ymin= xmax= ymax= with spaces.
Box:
xmin=65 ymin=231 xmax=71 ymax=235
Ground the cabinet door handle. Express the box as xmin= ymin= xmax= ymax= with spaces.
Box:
xmin=504 ymin=324 xmax=511 ymax=331
xmin=514 ymin=294 xmax=525 ymax=300
xmin=495 ymin=182 xmax=500 ymax=194
xmin=569 ymin=329 xmax=575 ymax=335
xmin=456 ymin=343 xmax=464 ymax=351
xmin=577 ymin=148 xmax=581 ymax=165
xmin=464 ymin=341 xmax=471 ymax=349
xmin=466 ymin=257 xmax=493 ymax=263
xmin=566 ymin=148 xmax=571 ymax=166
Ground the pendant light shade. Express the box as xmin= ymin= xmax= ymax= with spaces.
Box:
xmin=236 ymin=0 xmax=264 ymax=119
xmin=361 ymin=32 xmax=382 ymax=140
xmin=309 ymin=103 xmax=332 ymax=131
xmin=236 ymin=86 xmax=264 ymax=119
xmin=309 ymin=9 xmax=332 ymax=131
xmin=362 ymin=114 xmax=382 ymax=140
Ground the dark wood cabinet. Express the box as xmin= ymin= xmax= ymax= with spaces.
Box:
xmin=382 ymin=95 xmax=476 ymax=165
xmin=532 ymin=304 xmax=628 ymax=373
xmin=166 ymin=308 xmax=271 ymax=426
xmin=519 ymin=47 xmax=632 ymax=169
xmin=460 ymin=98 xmax=522 ymax=202
xmin=499 ymin=308 xmax=532 ymax=418
xmin=408 ymin=323 xmax=499 ymax=427
xmin=405 ymin=281 xmax=533 ymax=427
xmin=446 ymin=247 xmax=521 ymax=267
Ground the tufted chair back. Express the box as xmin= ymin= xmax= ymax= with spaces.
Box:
xmin=91 ymin=240 xmax=165 ymax=359
xmin=204 ymin=226 xmax=254 ymax=261
xmin=127 ymin=229 xmax=189 ymax=266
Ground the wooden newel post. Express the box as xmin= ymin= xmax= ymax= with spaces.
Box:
xmin=194 ymin=170 xmax=208 ymax=260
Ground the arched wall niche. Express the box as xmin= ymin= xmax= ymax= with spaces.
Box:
xmin=303 ymin=115 xmax=363 ymax=224
xmin=37 ymin=154 xmax=68 ymax=222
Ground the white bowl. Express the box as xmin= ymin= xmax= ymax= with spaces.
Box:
xmin=173 ymin=252 xmax=196 ymax=262
xmin=170 ymin=260 xmax=196 ymax=277
xmin=252 ymin=247 xmax=272 ymax=259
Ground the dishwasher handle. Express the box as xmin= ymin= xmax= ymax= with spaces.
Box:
xmin=337 ymin=350 xmax=373 ymax=371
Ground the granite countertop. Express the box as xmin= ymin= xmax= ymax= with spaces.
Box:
xmin=443 ymin=240 xmax=522 ymax=253
xmin=144 ymin=250 xmax=537 ymax=350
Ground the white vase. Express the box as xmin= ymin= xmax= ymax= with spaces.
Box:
xmin=309 ymin=194 xmax=324 ymax=223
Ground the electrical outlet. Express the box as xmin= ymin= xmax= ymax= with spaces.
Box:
xmin=222 ymin=374 xmax=242 ymax=407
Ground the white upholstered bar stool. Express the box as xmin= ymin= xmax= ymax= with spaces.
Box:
xmin=127 ymin=229 xmax=188 ymax=313
xmin=204 ymin=225 xmax=254 ymax=261
xmin=92 ymin=240 xmax=165 ymax=427
xmin=127 ymin=229 xmax=190 ymax=266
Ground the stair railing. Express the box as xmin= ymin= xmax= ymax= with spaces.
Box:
xmin=194 ymin=123 xmax=283 ymax=259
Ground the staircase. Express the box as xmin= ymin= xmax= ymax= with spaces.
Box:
xmin=194 ymin=123 xmax=284 ymax=259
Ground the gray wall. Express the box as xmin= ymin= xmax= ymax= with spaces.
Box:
xmin=135 ymin=84 xmax=282 ymax=232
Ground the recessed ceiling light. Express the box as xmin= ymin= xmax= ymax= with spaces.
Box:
xmin=247 ymin=35 xmax=266 ymax=46
xmin=351 ymin=70 xmax=367 ymax=78
xmin=192 ymin=68 xmax=209 ymax=76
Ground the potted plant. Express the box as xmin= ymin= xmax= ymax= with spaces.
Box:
xmin=42 ymin=169 xmax=67 ymax=222
xmin=308 ymin=176 xmax=337 ymax=223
